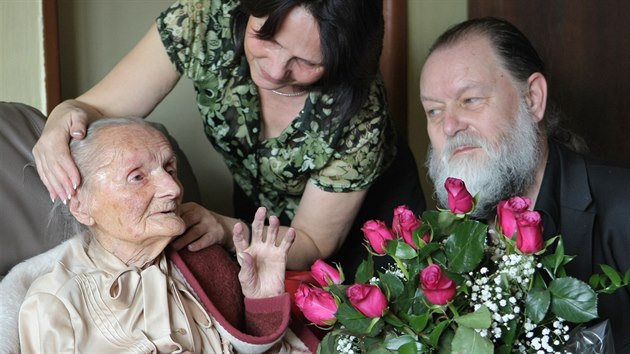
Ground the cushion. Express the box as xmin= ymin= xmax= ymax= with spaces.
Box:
xmin=0 ymin=102 xmax=56 ymax=274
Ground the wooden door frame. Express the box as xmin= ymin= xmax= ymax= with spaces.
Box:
xmin=43 ymin=0 xmax=60 ymax=114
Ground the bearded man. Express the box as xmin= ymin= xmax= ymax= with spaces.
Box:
xmin=419 ymin=17 xmax=630 ymax=353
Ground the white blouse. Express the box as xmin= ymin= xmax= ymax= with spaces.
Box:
xmin=18 ymin=235 xmax=233 ymax=353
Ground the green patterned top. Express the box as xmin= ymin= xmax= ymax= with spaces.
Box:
xmin=156 ymin=0 xmax=395 ymax=220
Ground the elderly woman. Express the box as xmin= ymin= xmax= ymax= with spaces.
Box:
xmin=18 ymin=117 xmax=305 ymax=353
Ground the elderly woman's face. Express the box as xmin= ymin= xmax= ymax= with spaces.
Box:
xmin=80 ymin=125 xmax=185 ymax=249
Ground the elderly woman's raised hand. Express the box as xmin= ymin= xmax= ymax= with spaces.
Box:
xmin=233 ymin=207 xmax=295 ymax=298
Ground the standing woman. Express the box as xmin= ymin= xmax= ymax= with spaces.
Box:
xmin=33 ymin=0 xmax=425 ymax=275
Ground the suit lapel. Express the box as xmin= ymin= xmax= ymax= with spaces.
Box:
xmin=539 ymin=142 xmax=596 ymax=280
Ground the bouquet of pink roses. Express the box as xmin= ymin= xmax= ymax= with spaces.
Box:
xmin=295 ymin=178 xmax=629 ymax=353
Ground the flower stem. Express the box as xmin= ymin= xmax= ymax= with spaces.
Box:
xmin=448 ymin=303 xmax=460 ymax=317
xmin=394 ymin=257 xmax=410 ymax=280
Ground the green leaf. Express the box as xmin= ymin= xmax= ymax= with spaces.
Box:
xmin=414 ymin=225 xmax=431 ymax=245
xmin=525 ymin=288 xmax=550 ymax=324
xmin=444 ymin=220 xmax=487 ymax=273
xmin=416 ymin=243 xmax=442 ymax=262
xmin=384 ymin=239 xmax=418 ymax=260
xmin=380 ymin=272 xmax=405 ymax=299
xmin=355 ymin=254 xmax=374 ymax=284
xmin=436 ymin=329 xmax=454 ymax=354
xmin=364 ymin=337 xmax=391 ymax=353
xmin=541 ymin=254 xmax=558 ymax=279
xmin=451 ymin=326 xmax=494 ymax=354
xmin=397 ymin=341 xmax=420 ymax=354
xmin=549 ymin=277 xmax=598 ymax=323
xmin=383 ymin=312 xmax=405 ymax=328
xmin=454 ymin=305 xmax=491 ymax=329
xmin=383 ymin=335 xmax=417 ymax=351
xmin=407 ymin=313 xmax=430 ymax=333
xmin=542 ymin=235 xmax=560 ymax=251
xmin=496 ymin=318 xmax=518 ymax=354
xmin=600 ymin=264 xmax=622 ymax=287
xmin=625 ymin=269 xmax=630 ymax=284
xmin=365 ymin=348 xmax=392 ymax=354
xmin=437 ymin=210 xmax=456 ymax=230
xmin=531 ymin=272 xmax=548 ymax=290
xmin=422 ymin=210 xmax=448 ymax=241
xmin=429 ymin=320 xmax=450 ymax=347
xmin=336 ymin=302 xmax=385 ymax=335
xmin=553 ymin=236 xmax=566 ymax=269
xmin=589 ymin=274 xmax=601 ymax=290
xmin=316 ymin=332 xmax=338 ymax=354
xmin=421 ymin=210 xmax=441 ymax=228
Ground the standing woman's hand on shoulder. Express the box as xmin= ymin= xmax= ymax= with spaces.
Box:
xmin=234 ymin=207 xmax=295 ymax=298
xmin=173 ymin=202 xmax=240 ymax=252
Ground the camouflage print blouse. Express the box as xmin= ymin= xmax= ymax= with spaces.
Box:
xmin=156 ymin=0 xmax=395 ymax=220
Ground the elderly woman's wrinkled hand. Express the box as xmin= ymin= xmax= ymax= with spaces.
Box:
xmin=234 ymin=207 xmax=295 ymax=299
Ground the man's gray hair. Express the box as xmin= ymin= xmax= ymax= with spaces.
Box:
xmin=427 ymin=17 xmax=588 ymax=154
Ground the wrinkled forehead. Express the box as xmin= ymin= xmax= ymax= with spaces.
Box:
xmin=93 ymin=125 xmax=174 ymax=169
xmin=421 ymin=36 xmax=511 ymax=96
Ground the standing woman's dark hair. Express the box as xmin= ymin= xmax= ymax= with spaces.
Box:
xmin=232 ymin=0 xmax=384 ymax=121
xmin=427 ymin=17 xmax=587 ymax=153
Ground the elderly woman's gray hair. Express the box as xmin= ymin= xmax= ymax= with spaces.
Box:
xmin=49 ymin=117 xmax=163 ymax=238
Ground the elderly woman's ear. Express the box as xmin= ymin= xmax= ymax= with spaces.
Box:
xmin=68 ymin=196 xmax=94 ymax=226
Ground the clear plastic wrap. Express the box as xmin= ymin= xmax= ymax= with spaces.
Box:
xmin=563 ymin=320 xmax=615 ymax=354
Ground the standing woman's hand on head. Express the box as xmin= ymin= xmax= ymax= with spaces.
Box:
xmin=33 ymin=24 xmax=181 ymax=204
xmin=234 ymin=207 xmax=295 ymax=298
xmin=32 ymin=100 xmax=100 ymax=204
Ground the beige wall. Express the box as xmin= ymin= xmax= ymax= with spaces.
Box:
xmin=56 ymin=0 xmax=467 ymax=214
xmin=408 ymin=0 xmax=467 ymax=208
xmin=1 ymin=0 xmax=46 ymax=113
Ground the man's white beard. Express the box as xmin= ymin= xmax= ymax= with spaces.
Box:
xmin=427 ymin=101 xmax=542 ymax=219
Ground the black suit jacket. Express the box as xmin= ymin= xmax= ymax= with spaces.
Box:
xmin=535 ymin=140 xmax=630 ymax=353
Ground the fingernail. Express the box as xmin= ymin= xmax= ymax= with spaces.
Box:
xmin=67 ymin=194 xmax=72 ymax=201
xmin=71 ymin=130 xmax=85 ymax=137
xmin=73 ymin=183 xmax=78 ymax=190
xmin=62 ymin=198 xmax=67 ymax=205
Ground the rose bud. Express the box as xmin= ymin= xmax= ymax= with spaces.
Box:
xmin=516 ymin=211 xmax=544 ymax=254
xmin=362 ymin=220 xmax=395 ymax=254
xmin=294 ymin=284 xmax=338 ymax=326
xmin=444 ymin=177 xmax=474 ymax=214
xmin=420 ymin=264 xmax=457 ymax=305
xmin=392 ymin=205 xmax=427 ymax=249
xmin=311 ymin=259 xmax=342 ymax=287
xmin=346 ymin=283 xmax=388 ymax=318
xmin=497 ymin=196 xmax=531 ymax=238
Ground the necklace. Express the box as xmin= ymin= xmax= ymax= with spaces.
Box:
xmin=271 ymin=88 xmax=308 ymax=97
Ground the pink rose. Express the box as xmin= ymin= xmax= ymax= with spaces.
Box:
xmin=420 ymin=264 xmax=457 ymax=305
xmin=516 ymin=211 xmax=544 ymax=254
xmin=346 ymin=283 xmax=388 ymax=318
xmin=294 ymin=284 xmax=338 ymax=326
xmin=311 ymin=259 xmax=342 ymax=287
xmin=362 ymin=220 xmax=395 ymax=254
xmin=392 ymin=205 xmax=427 ymax=249
xmin=444 ymin=177 xmax=474 ymax=214
xmin=497 ymin=196 xmax=531 ymax=238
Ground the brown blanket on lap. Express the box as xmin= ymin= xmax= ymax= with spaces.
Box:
xmin=168 ymin=245 xmax=291 ymax=343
